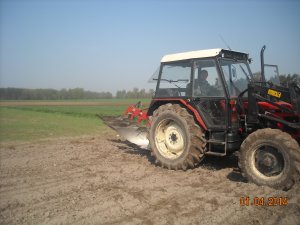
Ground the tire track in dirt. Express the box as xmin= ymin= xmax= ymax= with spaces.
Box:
xmin=1 ymin=134 xmax=299 ymax=225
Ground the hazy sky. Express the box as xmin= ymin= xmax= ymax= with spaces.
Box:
xmin=1 ymin=0 xmax=300 ymax=94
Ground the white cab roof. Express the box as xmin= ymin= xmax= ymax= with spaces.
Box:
xmin=161 ymin=48 xmax=223 ymax=63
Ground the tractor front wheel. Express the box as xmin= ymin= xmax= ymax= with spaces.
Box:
xmin=239 ymin=128 xmax=300 ymax=190
xmin=149 ymin=104 xmax=206 ymax=170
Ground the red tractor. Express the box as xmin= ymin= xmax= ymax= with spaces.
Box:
xmin=101 ymin=46 xmax=300 ymax=190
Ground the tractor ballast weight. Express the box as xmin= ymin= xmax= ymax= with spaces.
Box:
xmin=101 ymin=46 xmax=300 ymax=190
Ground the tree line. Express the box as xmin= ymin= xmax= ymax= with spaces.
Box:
xmin=0 ymin=87 xmax=155 ymax=100
xmin=0 ymin=74 xmax=298 ymax=100
xmin=252 ymin=73 xmax=300 ymax=86
xmin=278 ymin=74 xmax=300 ymax=86
xmin=116 ymin=88 xmax=155 ymax=99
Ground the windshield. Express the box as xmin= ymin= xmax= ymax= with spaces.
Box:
xmin=155 ymin=61 xmax=191 ymax=97
xmin=148 ymin=66 xmax=160 ymax=83
xmin=219 ymin=59 xmax=252 ymax=97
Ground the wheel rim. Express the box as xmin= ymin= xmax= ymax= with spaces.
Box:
xmin=155 ymin=119 xmax=185 ymax=159
xmin=251 ymin=144 xmax=285 ymax=179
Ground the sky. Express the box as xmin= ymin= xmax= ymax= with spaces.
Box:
xmin=1 ymin=0 xmax=300 ymax=94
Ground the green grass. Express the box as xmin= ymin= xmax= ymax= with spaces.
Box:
xmin=5 ymin=105 xmax=127 ymax=118
xmin=0 ymin=99 xmax=149 ymax=142
xmin=0 ymin=98 xmax=151 ymax=104
xmin=0 ymin=108 xmax=104 ymax=142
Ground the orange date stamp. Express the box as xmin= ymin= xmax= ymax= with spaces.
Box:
xmin=240 ymin=196 xmax=288 ymax=206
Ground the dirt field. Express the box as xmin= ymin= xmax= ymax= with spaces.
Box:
xmin=1 ymin=132 xmax=299 ymax=225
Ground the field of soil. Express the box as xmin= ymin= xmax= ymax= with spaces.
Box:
xmin=1 ymin=131 xmax=300 ymax=225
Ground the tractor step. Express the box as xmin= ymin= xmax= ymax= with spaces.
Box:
xmin=207 ymin=139 xmax=226 ymax=145
xmin=205 ymin=151 xmax=227 ymax=156
xmin=206 ymin=131 xmax=227 ymax=156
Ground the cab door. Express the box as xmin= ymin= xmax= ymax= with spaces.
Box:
xmin=191 ymin=58 xmax=228 ymax=130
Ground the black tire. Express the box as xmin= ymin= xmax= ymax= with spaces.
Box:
xmin=148 ymin=103 xmax=206 ymax=170
xmin=239 ymin=128 xmax=300 ymax=190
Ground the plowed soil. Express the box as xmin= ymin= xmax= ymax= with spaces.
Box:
xmin=1 ymin=132 xmax=299 ymax=225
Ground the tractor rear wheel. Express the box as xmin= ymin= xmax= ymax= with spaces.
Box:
xmin=149 ymin=103 xmax=206 ymax=170
xmin=239 ymin=128 xmax=300 ymax=190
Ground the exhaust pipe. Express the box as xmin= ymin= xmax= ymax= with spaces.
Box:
xmin=260 ymin=45 xmax=266 ymax=82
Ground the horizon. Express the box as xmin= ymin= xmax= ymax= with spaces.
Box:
xmin=0 ymin=86 xmax=155 ymax=99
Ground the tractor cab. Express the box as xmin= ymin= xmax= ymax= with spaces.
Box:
xmin=150 ymin=49 xmax=253 ymax=153
xmin=154 ymin=49 xmax=251 ymax=97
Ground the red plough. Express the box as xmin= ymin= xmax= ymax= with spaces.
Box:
xmin=124 ymin=101 xmax=150 ymax=126
xmin=98 ymin=101 xmax=149 ymax=148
